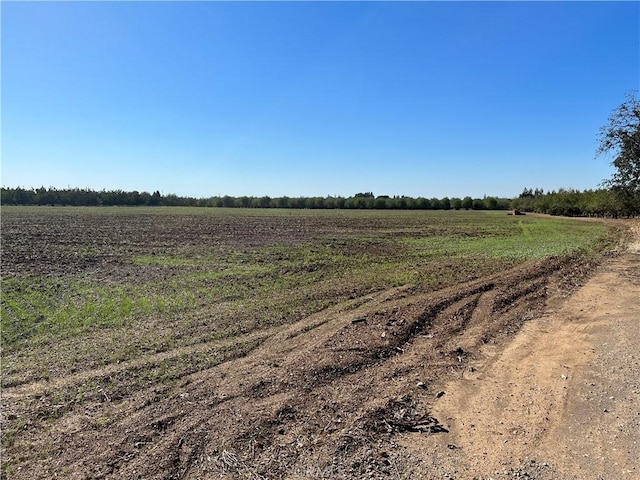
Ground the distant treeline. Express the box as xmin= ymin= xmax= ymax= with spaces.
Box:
xmin=0 ymin=187 xmax=512 ymax=211
xmin=1 ymin=186 xmax=637 ymax=217
xmin=512 ymin=187 xmax=638 ymax=218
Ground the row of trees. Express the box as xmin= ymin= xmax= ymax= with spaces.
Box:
xmin=512 ymin=187 xmax=631 ymax=218
xmin=3 ymin=185 xmax=634 ymax=217
xmin=0 ymin=187 xmax=513 ymax=211
xmin=0 ymin=187 xmax=165 ymax=207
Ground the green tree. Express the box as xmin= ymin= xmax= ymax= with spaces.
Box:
xmin=311 ymin=197 xmax=326 ymax=209
xmin=374 ymin=196 xmax=388 ymax=209
xmin=1 ymin=188 xmax=15 ymax=204
xmin=484 ymin=196 xmax=498 ymax=210
xmin=470 ymin=198 xmax=482 ymax=210
xmin=259 ymin=196 xmax=272 ymax=208
xmin=150 ymin=191 xmax=162 ymax=206
xmin=276 ymin=196 xmax=290 ymax=208
xmin=597 ymin=91 xmax=640 ymax=215
xmin=416 ymin=197 xmax=431 ymax=209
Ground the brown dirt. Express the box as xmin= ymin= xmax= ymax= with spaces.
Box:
xmin=407 ymin=218 xmax=640 ymax=479
xmin=2 ymin=218 xmax=638 ymax=479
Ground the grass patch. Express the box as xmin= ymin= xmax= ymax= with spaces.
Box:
xmin=404 ymin=215 xmax=609 ymax=260
xmin=1 ymin=278 xmax=180 ymax=349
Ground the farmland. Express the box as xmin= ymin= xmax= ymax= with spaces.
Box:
xmin=0 ymin=207 xmax=622 ymax=478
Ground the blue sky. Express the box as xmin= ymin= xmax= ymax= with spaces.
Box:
xmin=2 ymin=1 xmax=638 ymax=199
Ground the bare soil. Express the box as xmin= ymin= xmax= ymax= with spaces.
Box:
xmin=2 ymin=216 xmax=638 ymax=479
xmin=408 ymin=219 xmax=640 ymax=479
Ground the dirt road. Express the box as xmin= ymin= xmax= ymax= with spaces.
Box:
xmin=414 ymin=220 xmax=640 ymax=479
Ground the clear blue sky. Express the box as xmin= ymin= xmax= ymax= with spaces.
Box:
xmin=2 ymin=1 xmax=639 ymax=199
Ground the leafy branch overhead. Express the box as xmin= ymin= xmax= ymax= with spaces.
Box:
xmin=597 ymin=91 xmax=640 ymax=215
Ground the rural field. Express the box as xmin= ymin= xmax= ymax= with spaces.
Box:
xmin=0 ymin=207 xmax=633 ymax=479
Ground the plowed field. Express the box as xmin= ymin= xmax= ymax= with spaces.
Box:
xmin=1 ymin=207 xmax=631 ymax=479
